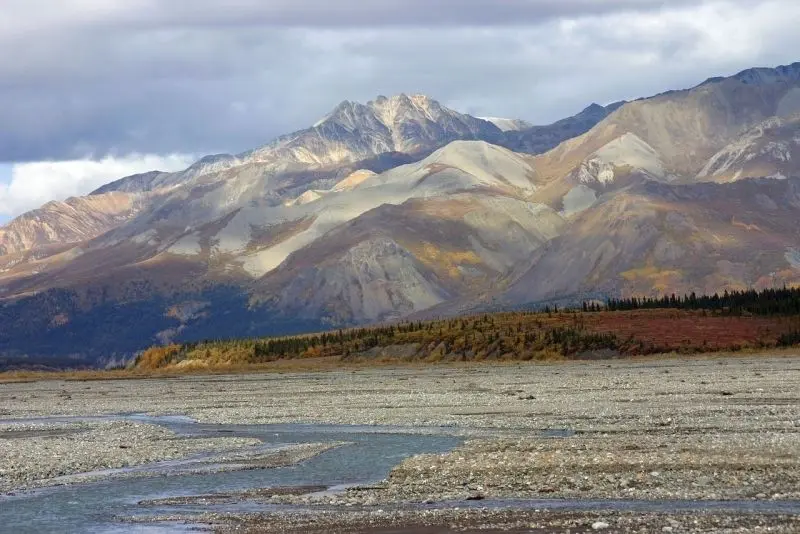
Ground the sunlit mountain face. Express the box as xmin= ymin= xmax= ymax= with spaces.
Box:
xmin=2 ymin=63 xmax=800 ymax=368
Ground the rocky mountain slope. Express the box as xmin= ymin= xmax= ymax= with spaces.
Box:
xmin=531 ymin=62 xmax=800 ymax=183
xmin=252 ymin=141 xmax=564 ymax=324
xmin=2 ymin=62 xmax=800 ymax=368
xmin=504 ymin=177 xmax=800 ymax=307
xmin=696 ymin=114 xmax=800 ymax=183
xmin=0 ymin=192 xmax=147 ymax=257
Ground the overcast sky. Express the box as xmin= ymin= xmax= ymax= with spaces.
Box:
xmin=1 ymin=0 xmax=799 ymax=221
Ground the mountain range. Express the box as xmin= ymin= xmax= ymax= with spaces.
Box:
xmin=2 ymin=63 xmax=800 ymax=368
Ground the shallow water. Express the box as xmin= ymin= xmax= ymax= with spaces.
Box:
xmin=2 ymin=415 xmax=799 ymax=533
xmin=0 ymin=415 xmax=463 ymax=533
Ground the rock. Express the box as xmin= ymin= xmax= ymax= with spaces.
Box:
xmin=592 ymin=521 xmax=610 ymax=530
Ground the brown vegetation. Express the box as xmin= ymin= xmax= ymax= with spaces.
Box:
xmin=132 ymin=309 xmax=800 ymax=372
xmin=583 ymin=310 xmax=800 ymax=352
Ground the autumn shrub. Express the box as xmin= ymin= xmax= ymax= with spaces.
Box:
xmin=136 ymin=345 xmax=183 ymax=370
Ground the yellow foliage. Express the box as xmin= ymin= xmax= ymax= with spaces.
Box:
xmin=621 ymin=265 xmax=682 ymax=293
xmin=415 ymin=242 xmax=483 ymax=279
xmin=137 ymin=345 xmax=182 ymax=370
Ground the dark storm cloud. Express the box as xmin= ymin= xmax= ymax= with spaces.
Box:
xmin=0 ymin=0 xmax=798 ymax=162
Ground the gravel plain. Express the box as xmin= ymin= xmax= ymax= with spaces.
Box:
xmin=1 ymin=354 xmax=799 ymax=532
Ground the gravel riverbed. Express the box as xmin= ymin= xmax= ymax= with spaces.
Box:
xmin=1 ymin=354 xmax=799 ymax=532
xmin=0 ymin=420 xmax=261 ymax=493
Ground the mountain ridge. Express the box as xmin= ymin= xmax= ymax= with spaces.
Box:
xmin=2 ymin=62 xmax=800 ymax=368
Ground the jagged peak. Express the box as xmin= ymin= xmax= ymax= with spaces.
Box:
xmin=312 ymin=93 xmax=453 ymax=130
xmin=369 ymin=93 xmax=448 ymax=126
xmin=407 ymin=93 xmax=439 ymax=107
xmin=370 ymin=93 xmax=435 ymax=106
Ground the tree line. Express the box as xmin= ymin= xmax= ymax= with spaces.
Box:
xmin=600 ymin=287 xmax=800 ymax=316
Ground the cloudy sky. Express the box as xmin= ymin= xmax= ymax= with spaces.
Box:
xmin=1 ymin=0 xmax=798 ymax=222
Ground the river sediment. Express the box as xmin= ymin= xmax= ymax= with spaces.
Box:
xmin=1 ymin=355 xmax=798 ymax=532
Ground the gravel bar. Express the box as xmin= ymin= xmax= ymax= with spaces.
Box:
xmin=1 ymin=354 xmax=798 ymax=532
xmin=0 ymin=420 xmax=260 ymax=493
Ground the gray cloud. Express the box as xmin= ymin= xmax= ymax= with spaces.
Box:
xmin=0 ymin=1 xmax=707 ymax=32
xmin=0 ymin=0 xmax=798 ymax=162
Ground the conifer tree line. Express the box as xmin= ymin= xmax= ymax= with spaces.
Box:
xmin=599 ymin=287 xmax=800 ymax=316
